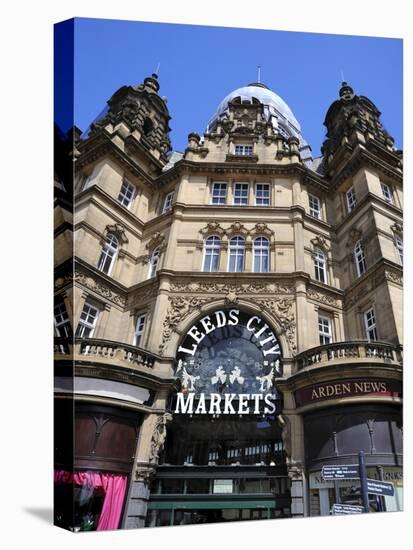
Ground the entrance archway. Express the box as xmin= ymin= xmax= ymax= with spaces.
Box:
xmin=147 ymin=307 xmax=291 ymax=526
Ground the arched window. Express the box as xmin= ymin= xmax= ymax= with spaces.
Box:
xmin=148 ymin=247 xmax=161 ymax=278
xmin=97 ymin=233 xmax=118 ymax=275
xmin=314 ymin=249 xmax=327 ymax=283
xmin=203 ymin=236 xmax=221 ymax=272
xmin=228 ymin=236 xmax=245 ymax=272
xmin=354 ymin=240 xmax=366 ymax=277
xmin=253 ymin=237 xmax=270 ymax=272
xmin=395 ymin=237 xmax=403 ymax=265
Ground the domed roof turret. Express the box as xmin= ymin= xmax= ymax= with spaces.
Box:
xmin=208 ymin=82 xmax=306 ymax=146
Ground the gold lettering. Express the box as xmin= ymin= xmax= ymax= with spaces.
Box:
xmin=354 ymin=382 xmax=364 ymax=393
xmin=342 ymin=383 xmax=351 ymax=394
xmin=311 ymin=389 xmax=319 ymax=400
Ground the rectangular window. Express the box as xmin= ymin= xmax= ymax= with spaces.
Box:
xmin=162 ymin=191 xmax=174 ymax=213
xmin=256 ymin=183 xmax=270 ymax=206
xmin=213 ymin=479 xmax=233 ymax=494
xmin=234 ymin=144 xmax=253 ymax=156
xmin=233 ymin=183 xmax=249 ymax=206
xmin=309 ymin=194 xmax=321 ymax=219
xmin=133 ymin=314 xmax=146 ymax=347
xmin=75 ymin=303 xmax=100 ymax=338
xmin=117 ymin=179 xmax=135 ymax=208
xmin=318 ymin=316 xmax=332 ymax=345
xmin=364 ymin=308 xmax=378 ymax=341
xmin=346 ymin=187 xmax=356 ymax=212
xmin=395 ymin=237 xmax=403 ymax=265
xmin=211 ymin=182 xmax=227 ymax=205
xmin=314 ymin=251 xmax=327 ymax=283
xmin=54 ymin=301 xmax=72 ymax=337
xmin=381 ymin=183 xmax=393 ymax=204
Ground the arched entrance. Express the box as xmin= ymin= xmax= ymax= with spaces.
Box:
xmin=146 ymin=308 xmax=292 ymax=526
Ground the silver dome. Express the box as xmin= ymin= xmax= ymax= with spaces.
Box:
xmin=207 ymin=83 xmax=308 ymax=150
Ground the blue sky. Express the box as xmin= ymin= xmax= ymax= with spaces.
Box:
xmin=58 ymin=18 xmax=402 ymax=157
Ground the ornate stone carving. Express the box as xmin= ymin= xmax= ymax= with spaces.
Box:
xmin=134 ymin=466 xmax=156 ymax=483
xmin=391 ymin=222 xmax=403 ymax=236
xmin=287 ymin=463 xmax=304 ymax=480
xmin=62 ymin=270 xmax=126 ymax=307
xmin=311 ymin=235 xmax=330 ymax=251
xmin=255 ymin=297 xmax=297 ymax=354
xmin=346 ymin=228 xmax=362 ymax=247
xmin=199 ymin=221 xmax=226 ymax=238
xmin=149 ymin=413 xmax=172 ymax=464
xmin=307 ymin=287 xmax=338 ymax=306
xmin=227 ymin=221 xmax=249 ymax=238
xmin=105 ymin=223 xmax=128 ymax=244
xmin=146 ymin=232 xmax=166 ymax=252
xmin=385 ymin=270 xmax=403 ymax=286
xmin=159 ymin=296 xmax=210 ymax=355
xmin=225 ymin=290 xmax=238 ymax=306
xmin=250 ymin=222 xmax=274 ymax=238
xmin=169 ymin=281 xmax=294 ymax=295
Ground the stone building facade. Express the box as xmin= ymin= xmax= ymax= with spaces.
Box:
xmin=54 ymin=73 xmax=403 ymax=530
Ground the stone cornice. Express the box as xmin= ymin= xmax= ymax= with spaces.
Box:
xmin=77 ymin=132 xmax=157 ymax=187
xmin=328 ymin=146 xmax=403 ymax=189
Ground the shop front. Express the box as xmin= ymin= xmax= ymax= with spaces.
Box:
xmin=147 ymin=308 xmax=292 ymax=526
xmin=54 ymin=401 xmax=142 ymax=531
xmin=300 ymin=395 xmax=403 ymax=516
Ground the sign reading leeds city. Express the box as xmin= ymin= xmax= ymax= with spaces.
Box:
xmin=174 ymin=309 xmax=282 ymax=415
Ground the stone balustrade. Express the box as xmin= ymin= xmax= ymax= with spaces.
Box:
xmin=295 ymin=341 xmax=402 ymax=371
xmin=54 ymin=337 xmax=160 ymax=369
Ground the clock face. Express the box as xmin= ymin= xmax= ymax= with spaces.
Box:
xmin=176 ymin=310 xmax=282 ymax=397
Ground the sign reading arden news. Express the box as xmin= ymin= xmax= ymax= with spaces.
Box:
xmin=174 ymin=309 xmax=282 ymax=415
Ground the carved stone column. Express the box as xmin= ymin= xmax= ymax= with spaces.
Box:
xmin=122 ymin=412 xmax=172 ymax=529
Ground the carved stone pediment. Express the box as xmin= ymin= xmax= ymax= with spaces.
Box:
xmin=227 ymin=221 xmax=249 ymax=238
xmin=145 ymin=232 xmax=165 ymax=252
xmin=311 ymin=234 xmax=330 ymax=252
xmin=391 ymin=222 xmax=403 ymax=236
xmin=105 ymin=224 xmax=128 ymax=245
xmin=199 ymin=221 xmax=226 ymax=238
xmin=346 ymin=228 xmax=362 ymax=247
xmin=251 ymin=222 xmax=274 ymax=239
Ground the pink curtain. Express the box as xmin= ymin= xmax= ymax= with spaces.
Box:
xmin=54 ymin=470 xmax=128 ymax=530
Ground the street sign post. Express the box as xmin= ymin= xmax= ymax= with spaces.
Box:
xmin=358 ymin=451 xmax=369 ymax=513
xmin=366 ymin=479 xmax=395 ymax=497
xmin=331 ymin=504 xmax=364 ymax=515
xmin=321 ymin=465 xmax=359 ymax=480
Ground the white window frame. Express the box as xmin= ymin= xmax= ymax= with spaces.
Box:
xmin=203 ymin=236 xmax=221 ymax=272
xmin=253 ymin=237 xmax=270 ymax=273
xmin=364 ymin=308 xmax=378 ymax=341
xmin=314 ymin=249 xmax=327 ymax=284
xmin=233 ymin=183 xmax=249 ymax=206
xmin=309 ymin=194 xmax=321 ymax=219
xmin=381 ymin=183 xmax=393 ymax=204
xmin=76 ymin=303 xmax=100 ymax=338
xmin=354 ymin=240 xmax=367 ymax=277
xmin=211 ymin=182 xmax=227 ymax=205
xmin=228 ymin=236 xmax=245 ymax=272
xmin=97 ymin=233 xmax=118 ymax=276
xmin=162 ymin=191 xmax=174 ymax=213
xmin=234 ymin=144 xmax=253 ymax=156
xmin=117 ymin=179 xmax=136 ymax=208
xmin=54 ymin=301 xmax=71 ymax=337
xmin=395 ymin=236 xmax=403 ymax=265
xmin=148 ymin=247 xmax=161 ymax=279
xmin=346 ymin=187 xmax=356 ymax=213
xmin=256 ymin=183 xmax=270 ymax=206
xmin=318 ymin=315 xmax=332 ymax=345
xmin=133 ymin=314 xmax=146 ymax=347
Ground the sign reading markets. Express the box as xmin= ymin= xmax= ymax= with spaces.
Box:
xmin=174 ymin=309 xmax=282 ymax=415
